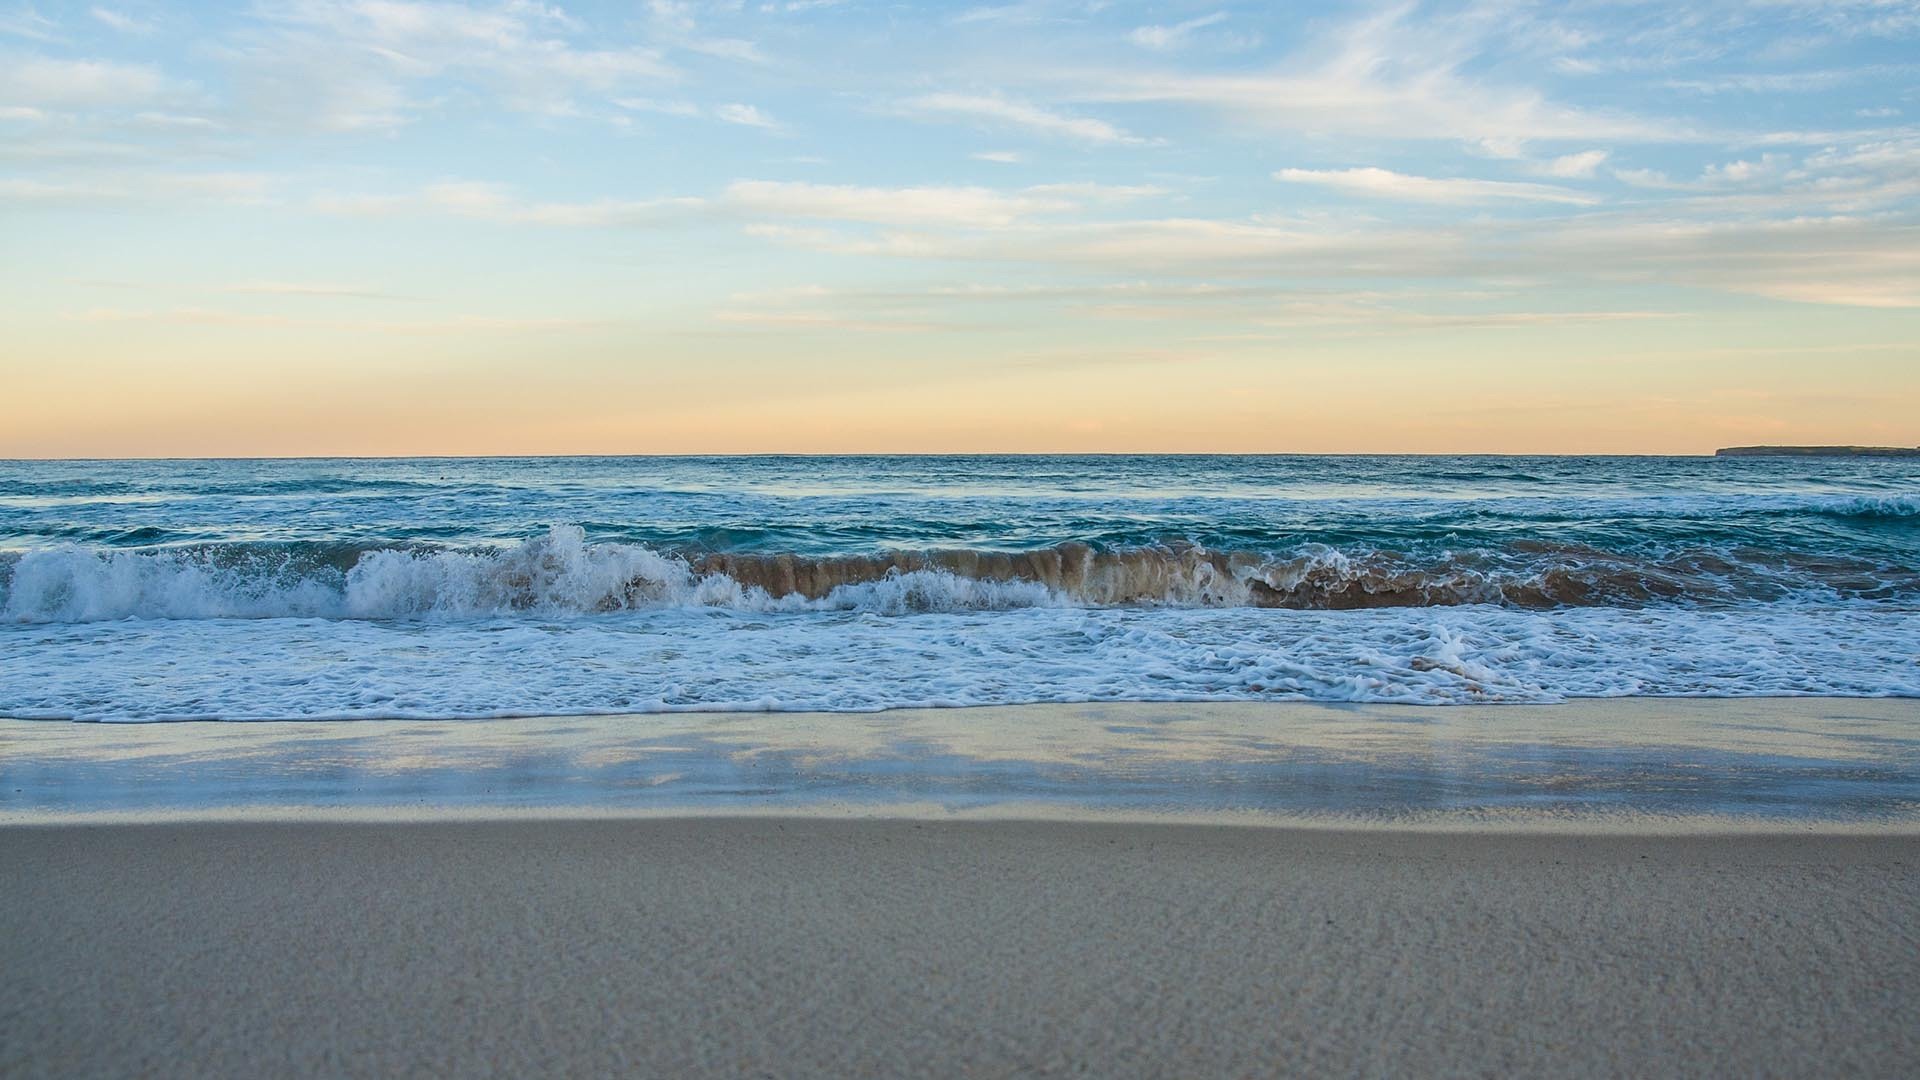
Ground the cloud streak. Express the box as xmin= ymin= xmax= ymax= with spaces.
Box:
xmin=1274 ymin=167 xmax=1600 ymax=206
xmin=224 ymin=0 xmax=677 ymax=131
xmin=1064 ymin=5 xmax=1685 ymax=146
xmin=900 ymin=92 xmax=1151 ymax=146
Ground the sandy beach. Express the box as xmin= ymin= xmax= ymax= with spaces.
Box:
xmin=4 ymin=816 xmax=1916 ymax=1078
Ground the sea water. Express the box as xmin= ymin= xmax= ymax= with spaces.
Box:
xmin=3 ymin=455 xmax=1916 ymax=721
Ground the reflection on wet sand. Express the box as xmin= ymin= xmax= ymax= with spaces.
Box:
xmin=3 ymin=699 xmax=1917 ymax=827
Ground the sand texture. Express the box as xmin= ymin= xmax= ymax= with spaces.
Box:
xmin=4 ymin=817 xmax=1917 ymax=1078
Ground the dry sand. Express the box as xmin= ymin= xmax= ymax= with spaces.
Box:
xmin=4 ymin=817 xmax=1917 ymax=1078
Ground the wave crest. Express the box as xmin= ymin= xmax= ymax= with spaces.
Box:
xmin=3 ymin=524 xmax=1914 ymax=623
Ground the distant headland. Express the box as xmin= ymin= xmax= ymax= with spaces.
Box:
xmin=1716 ymin=445 xmax=1920 ymax=457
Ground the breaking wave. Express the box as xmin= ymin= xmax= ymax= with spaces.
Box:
xmin=4 ymin=524 xmax=1915 ymax=623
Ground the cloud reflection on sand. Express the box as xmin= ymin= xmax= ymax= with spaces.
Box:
xmin=4 ymin=699 xmax=1918 ymax=827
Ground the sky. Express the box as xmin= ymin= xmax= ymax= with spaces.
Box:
xmin=3 ymin=0 xmax=1918 ymax=456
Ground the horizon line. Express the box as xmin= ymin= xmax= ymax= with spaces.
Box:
xmin=6 ymin=449 xmax=1906 ymax=463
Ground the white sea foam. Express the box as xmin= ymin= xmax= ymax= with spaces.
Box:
xmin=3 ymin=605 xmax=1915 ymax=722
xmin=1 ymin=545 xmax=343 ymax=621
xmin=2 ymin=528 xmax=1061 ymax=621
xmin=7 ymin=524 xmax=1911 ymax=623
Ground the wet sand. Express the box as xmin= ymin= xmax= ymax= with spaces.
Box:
xmin=4 ymin=817 xmax=1917 ymax=1078
xmin=7 ymin=697 xmax=1918 ymax=824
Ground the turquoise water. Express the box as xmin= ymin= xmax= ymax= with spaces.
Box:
xmin=2 ymin=455 xmax=1917 ymax=720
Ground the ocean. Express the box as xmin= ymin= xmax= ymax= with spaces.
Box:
xmin=3 ymin=455 xmax=1917 ymax=722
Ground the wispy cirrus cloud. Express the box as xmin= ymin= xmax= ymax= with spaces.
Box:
xmin=0 ymin=54 xmax=172 ymax=108
xmin=306 ymin=176 xmax=1167 ymax=231
xmin=223 ymin=1 xmax=676 ymax=132
xmin=1064 ymin=4 xmax=1685 ymax=147
xmin=899 ymin=92 xmax=1152 ymax=146
xmin=3 ymin=0 xmax=1917 ymax=455
xmin=222 ymin=281 xmax=412 ymax=300
xmin=0 ymin=7 xmax=58 ymax=42
xmin=0 ymin=170 xmax=274 ymax=206
xmin=614 ymin=97 xmax=784 ymax=131
xmin=66 ymin=306 xmax=609 ymax=333
xmin=739 ymin=194 xmax=1920 ymax=310
xmin=714 ymin=102 xmax=780 ymax=130
xmin=1127 ymin=12 xmax=1228 ymax=51
xmin=722 ymin=179 xmax=1158 ymax=227
xmin=89 ymin=7 xmax=153 ymax=35
xmin=312 ymin=180 xmax=703 ymax=226
xmin=711 ymin=309 xmax=955 ymax=333
xmin=1530 ymin=150 xmax=1610 ymax=179
xmin=1274 ymin=167 xmax=1600 ymax=206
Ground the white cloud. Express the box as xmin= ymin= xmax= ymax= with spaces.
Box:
xmin=684 ymin=37 xmax=765 ymax=63
xmin=1666 ymin=70 xmax=1856 ymax=94
xmin=1532 ymin=150 xmax=1609 ymax=179
xmin=433 ymin=182 xmax=703 ymax=226
xmin=229 ymin=1 xmax=676 ymax=132
xmin=951 ymin=3 xmax=1062 ymax=26
xmin=0 ymin=8 xmax=57 ymax=41
xmin=223 ymin=281 xmax=408 ymax=300
xmin=722 ymin=179 xmax=1070 ymax=227
xmin=0 ymin=55 xmax=169 ymax=108
xmin=67 ymin=307 xmax=609 ymax=333
xmin=901 ymin=92 xmax=1150 ymax=146
xmin=1805 ymin=136 xmax=1920 ymax=172
xmin=1700 ymin=154 xmax=1788 ymax=184
xmin=1613 ymin=153 xmax=1794 ymax=192
xmin=1538 ymin=214 xmax=1920 ymax=309
xmin=1128 ymin=12 xmax=1227 ymax=51
xmin=1275 ymin=167 xmax=1599 ymax=205
xmin=642 ymin=0 xmax=767 ymax=62
xmin=615 ymin=98 xmax=781 ymax=131
xmin=0 ymin=170 xmax=273 ymax=206
xmin=8 ymin=0 xmax=1919 ymax=329
xmin=1024 ymin=181 xmax=1164 ymax=202
xmin=613 ymin=97 xmax=703 ymax=117
xmin=1069 ymin=5 xmax=1682 ymax=145
xmin=724 ymin=182 xmax=1920 ymax=310
xmin=714 ymin=102 xmax=779 ymax=130
xmin=89 ymin=7 xmax=152 ymax=34
xmin=312 ymin=181 xmax=703 ymax=226
xmin=132 ymin=110 xmax=220 ymax=130
xmin=721 ymin=179 xmax=1162 ymax=228
xmin=1613 ymin=167 xmax=1678 ymax=190
xmin=712 ymin=309 xmax=948 ymax=333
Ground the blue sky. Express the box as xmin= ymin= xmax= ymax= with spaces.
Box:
xmin=3 ymin=1 xmax=1918 ymax=454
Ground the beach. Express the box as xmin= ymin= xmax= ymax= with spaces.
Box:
xmin=5 ymin=698 xmax=1920 ymax=1076
xmin=5 ymin=816 xmax=1917 ymax=1078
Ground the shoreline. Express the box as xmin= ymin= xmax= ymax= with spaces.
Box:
xmin=6 ymin=816 xmax=1916 ymax=1077
xmin=6 ymin=687 xmax=1919 ymax=723
xmin=15 ymin=691 xmax=1920 ymax=818
xmin=6 ymin=697 xmax=1916 ymax=827
xmin=12 ymin=804 xmax=1920 ymax=834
